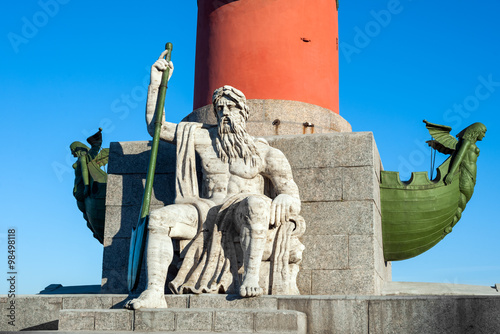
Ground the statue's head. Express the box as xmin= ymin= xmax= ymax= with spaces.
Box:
xmin=212 ymin=86 xmax=258 ymax=166
xmin=457 ymin=122 xmax=487 ymax=142
xmin=212 ymin=85 xmax=249 ymax=134
xmin=70 ymin=141 xmax=89 ymax=157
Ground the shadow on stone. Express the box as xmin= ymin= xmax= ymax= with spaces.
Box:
xmin=21 ymin=320 xmax=58 ymax=331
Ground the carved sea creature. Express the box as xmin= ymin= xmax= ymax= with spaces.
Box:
xmin=380 ymin=120 xmax=486 ymax=261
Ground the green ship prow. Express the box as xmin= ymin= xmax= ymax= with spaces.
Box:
xmin=380 ymin=120 xmax=486 ymax=262
xmin=381 ymin=158 xmax=459 ymax=261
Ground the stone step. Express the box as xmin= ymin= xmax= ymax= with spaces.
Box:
xmin=58 ymin=308 xmax=307 ymax=333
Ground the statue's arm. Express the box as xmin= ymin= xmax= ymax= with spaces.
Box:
xmin=79 ymin=156 xmax=90 ymax=197
xmin=445 ymin=139 xmax=471 ymax=185
xmin=264 ymin=147 xmax=301 ymax=226
xmin=145 ymin=54 xmax=177 ymax=143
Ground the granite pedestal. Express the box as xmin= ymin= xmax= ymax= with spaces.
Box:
xmin=101 ymin=131 xmax=391 ymax=296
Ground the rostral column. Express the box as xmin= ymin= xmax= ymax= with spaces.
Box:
xmin=184 ymin=0 xmax=351 ymax=135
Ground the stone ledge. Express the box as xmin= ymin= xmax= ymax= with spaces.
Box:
xmin=59 ymin=308 xmax=307 ymax=333
xmin=183 ymin=99 xmax=352 ymax=137
xmin=3 ymin=293 xmax=500 ymax=333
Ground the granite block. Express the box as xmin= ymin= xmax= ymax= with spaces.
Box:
xmin=185 ymin=99 xmax=352 ymax=137
xmin=311 ymin=269 xmax=376 ymax=295
xmin=111 ymin=295 xmax=132 ymax=309
xmin=0 ymin=296 xmax=62 ymax=331
xmin=349 ymin=235 xmax=376 ymax=270
xmin=342 ymin=166 xmax=379 ymax=203
xmin=104 ymin=203 xmax=167 ymax=240
xmin=94 ymin=309 xmax=133 ymax=331
xmin=300 ymin=200 xmax=376 ymax=236
xmin=103 ymin=205 xmax=139 ymax=239
xmin=214 ymin=309 xmax=254 ymax=332
xmin=368 ymin=297 xmax=500 ymax=334
xmin=278 ymin=296 xmax=369 ymax=334
xmin=102 ymin=237 xmax=130 ymax=270
xmin=62 ymin=296 xmax=113 ymax=309
xmin=254 ymin=310 xmax=307 ymax=333
xmin=105 ymin=173 xmax=176 ymax=207
xmin=296 ymin=269 xmax=312 ymax=295
xmin=165 ymin=295 xmax=190 ymax=308
xmin=293 ymin=167 xmax=342 ymax=202
xmin=108 ymin=141 xmax=176 ymax=174
xmin=340 ymin=132 xmax=377 ymax=168
xmin=58 ymin=309 xmax=95 ymax=331
xmin=189 ymin=294 xmax=278 ymax=310
xmin=266 ymin=133 xmax=344 ymax=169
xmin=301 ymin=235 xmax=348 ymax=270
xmin=175 ymin=309 xmax=213 ymax=331
xmin=134 ymin=309 xmax=175 ymax=331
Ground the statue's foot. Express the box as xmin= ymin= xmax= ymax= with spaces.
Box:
xmin=124 ymin=288 xmax=167 ymax=310
xmin=239 ymin=276 xmax=263 ymax=297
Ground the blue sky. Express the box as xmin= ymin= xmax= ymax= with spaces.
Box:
xmin=1 ymin=1 xmax=499 ymax=295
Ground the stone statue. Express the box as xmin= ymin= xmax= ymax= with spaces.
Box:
xmin=70 ymin=128 xmax=109 ymax=244
xmin=125 ymin=52 xmax=305 ymax=310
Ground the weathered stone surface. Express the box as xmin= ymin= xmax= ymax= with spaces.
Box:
xmin=214 ymin=309 xmax=254 ymax=332
xmin=184 ymin=99 xmax=352 ymax=136
xmin=189 ymin=294 xmax=278 ymax=310
xmin=300 ymin=200 xmax=377 ymax=236
xmin=311 ymin=269 xmax=376 ymax=295
xmin=278 ymin=296 xmax=369 ymax=334
xmin=103 ymin=204 xmax=166 ymax=240
xmin=94 ymin=309 xmax=133 ymax=331
xmin=62 ymin=296 xmax=113 ymax=309
xmin=343 ymin=166 xmax=379 ymax=204
xmin=340 ymin=132 xmax=381 ymax=172
xmin=4 ymin=294 xmax=500 ymax=333
xmin=105 ymin=174 xmax=175 ymax=207
xmin=369 ymin=296 xmax=500 ymax=334
xmin=134 ymin=309 xmax=175 ymax=331
xmin=301 ymin=235 xmax=348 ymax=270
xmin=102 ymin=237 xmax=130 ymax=270
xmin=58 ymin=309 xmax=94 ymax=331
xmin=293 ymin=167 xmax=343 ymax=202
xmin=175 ymin=309 xmax=213 ymax=331
xmin=0 ymin=295 xmax=62 ymax=331
xmin=108 ymin=141 xmax=176 ymax=174
xmin=296 ymin=269 xmax=312 ymax=295
xmin=267 ymin=133 xmax=344 ymax=169
xmin=349 ymin=235 xmax=376 ymax=269
xmin=254 ymin=310 xmax=307 ymax=333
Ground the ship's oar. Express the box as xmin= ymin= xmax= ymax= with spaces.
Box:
xmin=128 ymin=43 xmax=173 ymax=292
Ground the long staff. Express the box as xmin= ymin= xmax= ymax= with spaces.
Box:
xmin=128 ymin=43 xmax=173 ymax=291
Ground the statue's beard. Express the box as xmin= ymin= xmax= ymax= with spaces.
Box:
xmin=216 ymin=116 xmax=259 ymax=167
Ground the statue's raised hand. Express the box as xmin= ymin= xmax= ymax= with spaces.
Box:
xmin=150 ymin=50 xmax=174 ymax=86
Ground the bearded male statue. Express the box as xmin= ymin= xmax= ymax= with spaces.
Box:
xmin=126 ymin=50 xmax=305 ymax=310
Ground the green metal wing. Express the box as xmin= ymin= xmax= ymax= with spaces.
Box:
xmin=93 ymin=148 xmax=109 ymax=168
xmin=423 ymin=120 xmax=458 ymax=155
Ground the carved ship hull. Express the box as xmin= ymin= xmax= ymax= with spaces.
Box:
xmin=380 ymin=157 xmax=461 ymax=261
xmin=84 ymin=158 xmax=108 ymax=244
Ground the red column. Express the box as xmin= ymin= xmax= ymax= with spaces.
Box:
xmin=194 ymin=0 xmax=339 ymax=114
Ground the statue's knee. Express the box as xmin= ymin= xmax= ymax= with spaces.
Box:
xmin=149 ymin=208 xmax=174 ymax=234
xmin=244 ymin=196 xmax=270 ymax=218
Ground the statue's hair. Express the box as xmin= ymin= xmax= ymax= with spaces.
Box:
xmin=456 ymin=122 xmax=487 ymax=141
xmin=212 ymin=85 xmax=250 ymax=122
xmin=70 ymin=141 xmax=89 ymax=153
